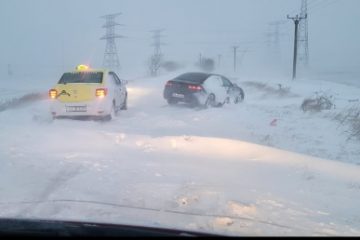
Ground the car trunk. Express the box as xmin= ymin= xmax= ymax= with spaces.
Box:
xmin=55 ymin=84 xmax=99 ymax=103
xmin=167 ymin=81 xmax=202 ymax=94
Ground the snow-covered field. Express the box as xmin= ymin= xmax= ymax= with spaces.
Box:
xmin=0 ymin=71 xmax=360 ymax=236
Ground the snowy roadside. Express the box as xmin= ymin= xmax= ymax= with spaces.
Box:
xmin=237 ymin=76 xmax=360 ymax=165
xmin=0 ymin=76 xmax=52 ymax=112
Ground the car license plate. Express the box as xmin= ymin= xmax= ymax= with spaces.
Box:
xmin=172 ymin=93 xmax=185 ymax=99
xmin=66 ymin=106 xmax=87 ymax=112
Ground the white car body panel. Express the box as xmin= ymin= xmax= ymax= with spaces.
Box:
xmin=202 ymin=75 xmax=228 ymax=103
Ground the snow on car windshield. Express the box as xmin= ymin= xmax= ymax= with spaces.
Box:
xmin=1 ymin=0 xmax=360 ymax=237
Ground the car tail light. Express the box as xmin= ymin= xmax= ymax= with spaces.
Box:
xmin=188 ymin=85 xmax=203 ymax=91
xmin=165 ymin=81 xmax=173 ymax=87
xmin=96 ymin=88 xmax=108 ymax=98
xmin=49 ymin=89 xmax=57 ymax=99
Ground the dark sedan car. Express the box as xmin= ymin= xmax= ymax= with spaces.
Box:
xmin=163 ymin=72 xmax=245 ymax=108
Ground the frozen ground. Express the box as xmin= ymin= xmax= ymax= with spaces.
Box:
xmin=0 ymin=71 xmax=360 ymax=236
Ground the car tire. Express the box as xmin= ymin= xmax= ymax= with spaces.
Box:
xmin=205 ymin=94 xmax=216 ymax=108
xmin=234 ymin=88 xmax=245 ymax=104
xmin=104 ymin=103 xmax=117 ymax=121
xmin=121 ymin=94 xmax=128 ymax=110
xmin=167 ymin=98 xmax=178 ymax=105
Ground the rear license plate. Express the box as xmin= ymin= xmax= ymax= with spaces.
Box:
xmin=172 ymin=93 xmax=185 ymax=99
xmin=66 ymin=106 xmax=87 ymax=112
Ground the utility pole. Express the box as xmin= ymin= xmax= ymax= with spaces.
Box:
xmin=199 ymin=53 xmax=203 ymax=67
xmin=232 ymin=46 xmax=239 ymax=73
xmin=298 ymin=0 xmax=309 ymax=67
xmin=100 ymin=13 xmax=124 ymax=71
xmin=149 ymin=29 xmax=165 ymax=77
xmin=287 ymin=14 xmax=307 ymax=80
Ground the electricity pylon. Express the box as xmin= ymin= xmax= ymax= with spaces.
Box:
xmin=267 ymin=20 xmax=287 ymax=59
xmin=298 ymin=0 xmax=309 ymax=67
xmin=100 ymin=13 xmax=124 ymax=71
xmin=149 ymin=29 xmax=165 ymax=76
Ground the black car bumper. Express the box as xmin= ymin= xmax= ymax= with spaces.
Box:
xmin=163 ymin=90 xmax=201 ymax=105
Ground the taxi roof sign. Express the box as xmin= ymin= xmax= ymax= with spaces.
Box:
xmin=76 ymin=64 xmax=90 ymax=71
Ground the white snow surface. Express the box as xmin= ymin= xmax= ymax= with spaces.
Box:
xmin=0 ymin=72 xmax=360 ymax=236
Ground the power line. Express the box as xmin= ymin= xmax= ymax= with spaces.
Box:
xmin=282 ymin=0 xmax=339 ymax=34
xmin=287 ymin=0 xmax=322 ymax=16
xmin=307 ymin=0 xmax=339 ymax=13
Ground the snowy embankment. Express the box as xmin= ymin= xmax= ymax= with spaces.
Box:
xmin=0 ymin=72 xmax=360 ymax=236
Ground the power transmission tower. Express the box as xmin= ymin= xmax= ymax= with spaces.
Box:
xmin=100 ymin=13 xmax=124 ymax=71
xmin=298 ymin=0 xmax=309 ymax=67
xmin=267 ymin=21 xmax=287 ymax=56
xmin=287 ymin=14 xmax=307 ymax=80
xmin=149 ymin=29 xmax=165 ymax=76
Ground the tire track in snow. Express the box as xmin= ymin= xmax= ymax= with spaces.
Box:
xmin=16 ymin=166 xmax=82 ymax=218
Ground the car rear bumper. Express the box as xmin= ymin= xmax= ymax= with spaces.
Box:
xmin=50 ymin=99 xmax=112 ymax=117
xmin=164 ymin=89 xmax=207 ymax=106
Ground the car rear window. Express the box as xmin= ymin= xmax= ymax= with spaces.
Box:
xmin=58 ymin=72 xmax=103 ymax=84
xmin=175 ymin=73 xmax=210 ymax=84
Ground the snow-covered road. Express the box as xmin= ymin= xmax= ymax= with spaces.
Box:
xmin=0 ymin=73 xmax=360 ymax=236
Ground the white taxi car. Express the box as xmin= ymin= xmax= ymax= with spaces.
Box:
xmin=49 ymin=65 xmax=128 ymax=121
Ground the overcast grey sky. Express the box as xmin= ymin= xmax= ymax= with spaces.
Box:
xmin=0 ymin=0 xmax=359 ymax=77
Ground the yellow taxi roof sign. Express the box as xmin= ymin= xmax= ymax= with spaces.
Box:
xmin=76 ymin=64 xmax=91 ymax=71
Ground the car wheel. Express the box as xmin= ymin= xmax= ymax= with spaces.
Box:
xmin=205 ymin=94 xmax=216 ymax=108
xmin=104 ymin=102 xmax=117 ymax=121
xmin=121 ymin=94 xmax=128 ymax=110
xmin=167 ymin=98 xmax=178 ymax=105
xmin=234 ymin=89 xmax=245 ymax=104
